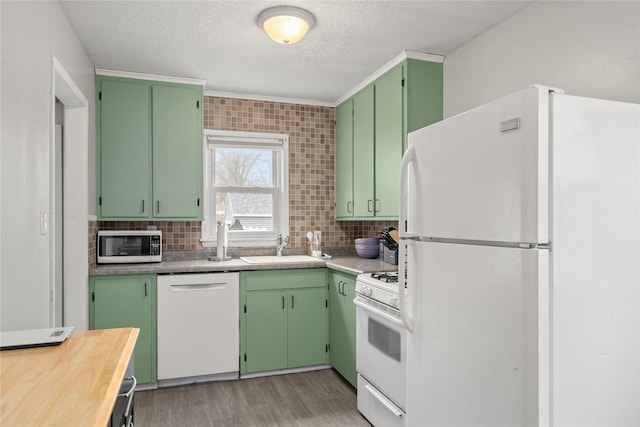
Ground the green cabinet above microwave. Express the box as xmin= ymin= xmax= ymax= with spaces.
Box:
xmin=96 ymin=75 xmax=203 ymax=220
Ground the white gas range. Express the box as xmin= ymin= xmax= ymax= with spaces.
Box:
xmin=354 ymin=271 xmax=406 ymax=427
xmin=355 ymin=271 xmax=401 ymax=312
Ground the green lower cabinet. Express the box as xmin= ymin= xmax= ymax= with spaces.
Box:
xmin=245 ymin=290 xmax=288 ymax=372
xmin=288 ymin=287 xmax=330 ymax=368
xmin=240 ymin=269 xmax=329 ymax=374
xmin=328 ymin=271 xmax=357 ymax=387
xmin=89 ymin=275 xmax=157 ymax=384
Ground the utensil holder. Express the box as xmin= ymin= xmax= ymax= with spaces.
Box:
xmin=384 ymin=246 xmax=398 ymax=265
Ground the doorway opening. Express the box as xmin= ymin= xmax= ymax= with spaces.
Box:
xmin=54 ymin=100 xmax=64 ymax=327
xmin=51 ymin=57 xmax=89 ymax=329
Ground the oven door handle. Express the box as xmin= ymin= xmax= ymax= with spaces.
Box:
xmin=354 ymin=298 xmax=405 ymax=327
xmin=363 ymin=384 xmax=404 ymax=417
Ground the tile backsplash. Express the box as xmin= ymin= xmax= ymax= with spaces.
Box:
xmin=91 ymin=95 xmax=395 ymax=266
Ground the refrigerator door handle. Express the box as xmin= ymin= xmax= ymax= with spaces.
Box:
xmin=399 ymin=239 xmax=415 ymax=332
xmin=400 ymin=145 xmax=416 ymax=237
xmin=400 ymin=145 xmax=417 ymax=332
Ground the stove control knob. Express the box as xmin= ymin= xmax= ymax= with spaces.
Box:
xmin=362 ymin=285 xmax=372 ymax=297
xmin=390 ymin=296 xmax=399 ymax=308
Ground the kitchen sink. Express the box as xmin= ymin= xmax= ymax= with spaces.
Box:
xmin=240 ymin=255 xmax=323 ymax=264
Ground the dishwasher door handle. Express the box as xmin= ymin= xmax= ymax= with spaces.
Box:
xmin=169 ymin=283 xmax=228 ymax=291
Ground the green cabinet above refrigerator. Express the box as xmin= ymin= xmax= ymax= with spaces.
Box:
xmin=335 ymin=57 xmax=443 ymax=220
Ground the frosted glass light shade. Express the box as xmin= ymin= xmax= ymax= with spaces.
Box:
xmin=257 ymin=6 xmax=316 ymax=44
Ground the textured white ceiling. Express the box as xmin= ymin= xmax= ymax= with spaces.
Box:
xmin=59 ymin=1 xmax=535 ymax=104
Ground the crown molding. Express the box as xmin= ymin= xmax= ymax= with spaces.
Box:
xmin=96 ymin=50 xmax=444 ymax=107
xmin=206 ymin=50 xmax=444 ymax=108
xmin=95 ymin=68 xmax=207 ymax=87
xmin=203 ymin=90 xmax=334 ymax=107
xmin=333 ymin=50 xmax=445 ymax=106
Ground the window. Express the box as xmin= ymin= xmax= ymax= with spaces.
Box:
xmin=202 ymin=130 xmax=289 ymax=247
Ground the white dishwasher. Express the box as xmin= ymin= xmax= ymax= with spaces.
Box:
xmin=157 ymin=273 xmax=239 ymax=383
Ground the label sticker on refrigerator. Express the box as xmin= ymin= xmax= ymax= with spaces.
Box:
xmin=500 ymin=117 xmax=520 ymax=132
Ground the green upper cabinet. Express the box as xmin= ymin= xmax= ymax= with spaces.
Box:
xmin=98 ymin=79 xmax=152 ymax=218
xmin=374 ymin=64 xmax=404 ymax=218
xmin=404 ymin=59 xmax=444 ymax=149
xmin=352 ymin=85 xmax=375 ymax=217
xmin=151 ymin=85 xmax=203 ymax=218
xmin=96 ymin=75 xmax=203 ymax=220
xmin=335 ymin=99 xmax=354 ymax=218
xmin=334 ymin=57 xmax=443 ymax=221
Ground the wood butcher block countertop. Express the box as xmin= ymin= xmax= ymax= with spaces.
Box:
xmin=0 ymin=327 xmax=139 ymax=427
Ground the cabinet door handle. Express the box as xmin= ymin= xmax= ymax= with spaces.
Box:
xmin=368 ymin=199 xmax=373 ymax=212
xmin=339 ymin=281 xmax=344 ymax=296
xmin=141 ymin=199 xmax=145 ymax=213
xmin=282 ymin=296 xmax=285 ymax=310
xmin=144 ymin=282 xmax=148 ymax=297
xmin=375 ymin=199 xmax=381 ymax=212
xmin=291 ymin=295 xmax=294 ymax=309
xmin=156 ymin=201 xmax=160 ymax=214
xmin=347 ymin=201 xmax=352 ymax=214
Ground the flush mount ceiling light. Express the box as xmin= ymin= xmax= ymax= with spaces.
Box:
xmin=257 ymin=6 xmax=316 ymax=45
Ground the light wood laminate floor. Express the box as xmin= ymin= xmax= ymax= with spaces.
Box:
xmin=135 ymin=368 xmax=371 ymax=426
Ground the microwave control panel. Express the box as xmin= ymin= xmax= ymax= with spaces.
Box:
xmin=150 ymin=235 xmax=161 ymax=256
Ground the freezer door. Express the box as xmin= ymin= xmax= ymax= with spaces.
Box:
xmin=403 ymin=87 xmax=549 ymax=244
xmin=404 ymin=242 xmax=549 ymax=427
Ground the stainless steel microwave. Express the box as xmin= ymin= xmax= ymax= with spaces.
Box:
xmin=97 ymin=230 xmax=162 ymax=264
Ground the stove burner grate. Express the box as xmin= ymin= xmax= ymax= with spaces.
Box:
xmin=370 ymin=272 xmax=399 ymax=283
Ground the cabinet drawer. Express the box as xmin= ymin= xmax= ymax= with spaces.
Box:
xmin=243 ymin=268 xmax=326 ymax=291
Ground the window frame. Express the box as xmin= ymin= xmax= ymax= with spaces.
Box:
xmin=201 ymin=129 xmax=289 ymax=247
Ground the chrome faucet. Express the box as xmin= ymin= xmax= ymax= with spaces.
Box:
xmin=276 ymin=234 xmax=289 ymax=256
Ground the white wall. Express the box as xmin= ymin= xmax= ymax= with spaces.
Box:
xmin=1 ymin=1 xmax=94 ymax=330
xmin=444 ymin=1 xmax=640 ymax=117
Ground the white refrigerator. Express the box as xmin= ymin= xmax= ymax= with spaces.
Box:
xmin=399 ymin=86 xmax=639 ymax=427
